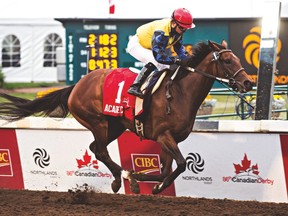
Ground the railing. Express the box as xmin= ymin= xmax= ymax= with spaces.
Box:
xmin=196 ymin=85 xmax=288 ymax=120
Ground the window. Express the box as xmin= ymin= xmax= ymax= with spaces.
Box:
xmin=43 ymin=33 xmax=63 ymax=67
xmin=1 ymin=34 xmax=21 ymax=67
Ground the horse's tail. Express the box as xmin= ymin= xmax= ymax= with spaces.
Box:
xmin=0 ymin=85 xmax=75 ymax=122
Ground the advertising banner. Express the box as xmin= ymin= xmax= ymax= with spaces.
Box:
xmin=279 ymin=134 xmax=288 ymax=195
xmin=230 ymin=19 xmax=288 ymax=85
xmin=16 ymin=129 xmax=123 ymax=193
xmin=173 ymin=133 xmax=287 ymax=202
xmin=1 ymin=124 xmax=288 ymax=203
xmin=0 ymin=129 xmax=24 ymax=189
xmin=117 ymin=131 xmax=176 ymax=196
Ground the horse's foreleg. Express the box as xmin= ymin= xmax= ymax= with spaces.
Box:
xmin=152 ymin=131 xmax=186 ymax=194
xmin=89 ymin=141 xmax=122 ymax=193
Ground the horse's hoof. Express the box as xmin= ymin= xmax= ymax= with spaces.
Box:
xmin=152 ymin=185 xmax=160 ymax=194
xmin=121 ymin=169 xmax=140 ymax=194
xmin=130 ymin=179 xmax=140 ymax=194
xmin=129 ymin=173 xmax=140 ymax=194
xmin=152 ymin=183 xmax=164 ymax=195
xmin=111 ymin=179 xmax=121 ymax=193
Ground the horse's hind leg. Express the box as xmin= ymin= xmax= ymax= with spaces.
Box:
xmin=90 ymin=139 xmax=140 ymax=194
xmin=89 ymin=118 xmax=140 ymax=194
xmin=89 ymin=140 xmax=123 ymax=193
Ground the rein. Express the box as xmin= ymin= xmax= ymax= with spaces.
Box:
xmin=165 ymin=49 xmax=254 ymax=114
xmin=184 ymin=66 xmax=232 ymax=84
xmin=199 ymin=49 xmax=253 ymax=109
xmin=184 ymin=49 xmax=244 ymax=86
xmin=184 ymin=50 xmax=254 ymax=109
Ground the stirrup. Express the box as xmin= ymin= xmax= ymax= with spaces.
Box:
xmin=128 ymin=88 xmax=144 ymax=98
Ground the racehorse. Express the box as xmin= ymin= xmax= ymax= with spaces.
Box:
xmin=0 ymin=40 xmax=253 ymax=195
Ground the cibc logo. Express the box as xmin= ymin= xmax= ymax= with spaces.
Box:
xmin=131 ymin=154 xmax=161 ymax=175
xmin=0 ymin=149 xmax=13 ymax=176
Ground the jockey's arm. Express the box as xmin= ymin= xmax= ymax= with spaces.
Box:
xmin=151 ymin=30 xmax=177 ymax=65
xmin=173 ymin=39 xmax=187 ymax=59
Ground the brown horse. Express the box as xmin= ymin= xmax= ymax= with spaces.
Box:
xmin=0 ymin=40 xmax=253 ymax=195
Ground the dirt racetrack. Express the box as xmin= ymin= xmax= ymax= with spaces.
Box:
xmin=1 ymin=188 xmax=288 ymax=216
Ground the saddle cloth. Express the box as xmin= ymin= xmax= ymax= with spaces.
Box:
xmin=102 ymin=68 xmax=166 ymax=122
xmin=102 ymin=68 xmax=136 ymax=121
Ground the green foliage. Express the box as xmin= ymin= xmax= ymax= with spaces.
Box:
xmin=0 ymin=70 xmax=4 ymax=88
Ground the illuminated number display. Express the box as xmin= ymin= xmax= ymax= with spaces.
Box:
xmin=87 ymin=33 xmax=118 ymax=71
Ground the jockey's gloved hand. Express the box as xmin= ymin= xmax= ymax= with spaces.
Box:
xmin=174 ymin=58 xmax=185 ymax=67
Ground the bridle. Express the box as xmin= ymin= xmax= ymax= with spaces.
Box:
xmin=179 ymin=48 xmax=254 ymax=112
xmin=165 ymin=49 xmax=253 ymax=114
xmin=184 ymin=49 xmax=245 ymax=91
xmin=212 ymin=49 xmax=245 ymax=90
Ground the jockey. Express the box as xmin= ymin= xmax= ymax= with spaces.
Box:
xmin=126 ymin=8 xmax=195 ymax=98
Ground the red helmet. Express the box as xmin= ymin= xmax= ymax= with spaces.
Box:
xmin=172 ymin=8 xmax=195 ymax=29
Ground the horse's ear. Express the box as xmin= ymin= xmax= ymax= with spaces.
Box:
xmin=221 ymin=40 xmax=228 ymax=49
xmin=208 ymin=40 xmax=221 ymax=51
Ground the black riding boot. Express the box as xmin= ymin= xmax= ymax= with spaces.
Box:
xmin=128 ymin=62 xmax=157 ymax=98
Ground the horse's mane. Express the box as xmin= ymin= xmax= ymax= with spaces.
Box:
xmin=170 ymin=40 xmax=223 ymax=79
xmin=187 ymin=41 xmax=212 ymax=67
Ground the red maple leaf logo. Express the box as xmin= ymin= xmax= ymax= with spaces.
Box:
xmin=76 ymin=150 xmax=99 ymax=169
xmin=233 ymin=154 xmax=259 ymax=175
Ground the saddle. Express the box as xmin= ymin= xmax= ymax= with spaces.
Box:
xmin=134 ymin=66 xmax=183 ymax=139
xmin=135 ymin=70 xmax=166 ymax=119
xmin=133 ymin=70 xmax=165 ymax=139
